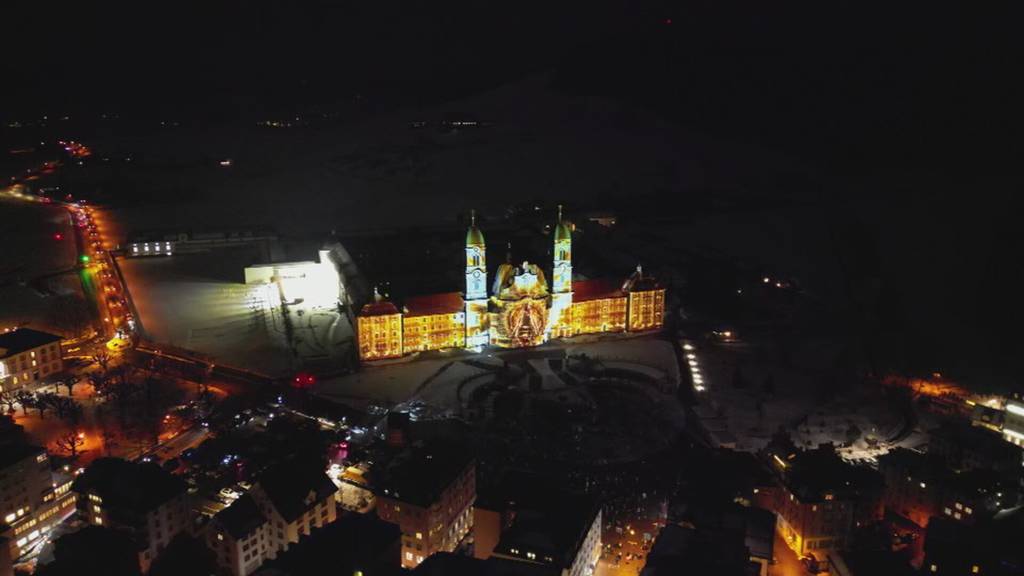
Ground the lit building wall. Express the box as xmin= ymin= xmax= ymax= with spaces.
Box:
xmin=1003 ymin=402 xmax=1024 ymax=447
xmin=549 ymin=292 xmax=574 ymax=338
xmin=489 ymin=298 xmax=550 ymax=349
xmin=402 ymin=312 xmax=466 ymax=353
xmin=627 ymin=289 xmax=666 ymax=332
xmin=357 ymin=313 xmax=403 ymax=361
xmin=129 ymin=240 xmax=174 ymax=257
xmin=0 ymin=341 xmax=63 ymax=392
xmin=773 ymin=487 xmax=854 ymax=557
xmin=377 ymin=462 xmax=476 ymax=569
xmin=354 ymin=211 xmax=666 ymax=363
xmin=2 ymin=449 xmax=76 ymax=560
xmin=465 ymin=300 xmax=489 ymax=348
xmin=570 ymin=297 xmax=627 ymax=336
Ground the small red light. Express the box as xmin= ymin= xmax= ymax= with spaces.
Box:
xmin=53 ymin=233 xmax=63 ymax=241
xmin=664 ymin=18 xmax=672 ymax=25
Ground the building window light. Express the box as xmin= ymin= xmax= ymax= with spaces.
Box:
xmin=972 ymin=565 xmax=980 ymax=574
xmin=95 ymin=516 xmax=103 ymax=524
xmin=931 ymin=565 xmax=938 ymax=573
xmin=4 ymin=513 xmax=14 ymax=523
xmin=416 ymin=532 xmax=422 ymax=540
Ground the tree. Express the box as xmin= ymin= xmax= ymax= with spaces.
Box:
xmin=92 ymin=351 xmax=111 ymax=373
xmin=57 ymin=375 xmax=80 ymax=396
xmin=42 ymin=394 xmax=82 ymax=424
xmin=15 ymin=390 xmax=35 ymax=415
xmin=0 ymin=390 xmax=18 ymax=414
xmin=55 ymin=428 xmax=86 ymax=458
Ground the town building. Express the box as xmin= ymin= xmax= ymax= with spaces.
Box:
xmin=928 ymin=421 xmax=1023 ymax=472
xmin=922 ymin=508 xmax=1024 ymax=576
xmin=246 ymin=458 xmax=338 ymax=555
xmin=206 ymin=494 xmax=275 ymax=576
xmin=72 ymin=458 xmax=190 ymax=572
xmin=879 ymin=448 xmax=1021 ymax=529
xmin=127 ymin=227 xmax=278 ymax=258
xmin=1002 ymin=398 xmax=1024 ymax=447
xmin=760 ymin=437 xmax=883 ymax=558
xmin=639 ymin=523 xmax=751 ymax=576
xmin=0 ymin=439 xmax=75 ymax=562
xmin=375 ymin=443 xmax=476 ymax=569
xmin=258 ymin=513 xmax=402 ymax=576
xmin=0 ymin=328 xmax=63 ymax=391
xmin=205 ymin=457 xmax=339 ymax=576
xmin=356 ymin=208 xmax=666 ymax=361
xmin=488 ymin=495 xmax=602 ymax=576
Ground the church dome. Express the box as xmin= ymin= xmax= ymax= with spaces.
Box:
xmin=466 ymin=209 xmax=485 ymax=246
xmin=554 ymin=221 xmax=572 ymax=241
xmin=554 ymin=204 xmax=571 ymax=241
xmin=466 ymin=225 xmax=485 ymax=246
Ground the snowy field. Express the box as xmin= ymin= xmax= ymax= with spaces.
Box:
xmin=119 ymin=245 xmax=353 ymax=377
xmin=315 ymin=334 xmax=685 ymax=465
xmin=689 ymin=334 xmax=909 ymax=457
xmin=0 ymin=197 xmax=81 ymax=331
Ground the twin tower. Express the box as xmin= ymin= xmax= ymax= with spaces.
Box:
xmin=357 ymin=207 xmax=666 ymax=362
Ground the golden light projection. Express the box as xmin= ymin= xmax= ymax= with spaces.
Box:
xmin=491 ymin=297 xmax=549 ymax=348
xmin=356 ymin=210 xmax=667 ymax=362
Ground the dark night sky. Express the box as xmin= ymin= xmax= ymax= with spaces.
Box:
xmin=3 ymin=1 xmax=1022 ymax=389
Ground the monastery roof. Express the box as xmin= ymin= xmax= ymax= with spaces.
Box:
xmin=404 ymin=292 xmax=465 ymax=317
xmin=622 ymin=266 xmax=663 ymax=292
xmin=360 ymin=300 xmax=400 ymax=317
xmin=572 ymin=278 xmax=625 ymax=303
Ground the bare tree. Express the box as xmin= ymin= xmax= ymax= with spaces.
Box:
xmin=55 ymin=428 xmax=86 ymax=458
xmin=42 ymin=394 xmax=83 ymax=424
xmin=58 ymin=375 xmax=80 ymax=396
xmin=14 ymin=390 xmax=35 ymax=415
xmin=92 ymin=351 xmax=111 ymax=373
xmin=0 ymin=391 xmax=18 ymax=414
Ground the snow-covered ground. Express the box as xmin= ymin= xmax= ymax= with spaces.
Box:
xmin=315 ymin=335 xmax=685 ymax=465
xmin=0 ymin=197 xmax=80 ymax=331
xmin=119 ymin=244 xmax=353 ymax=377
xmin=691 ymin=334 xmax=910 ymax=457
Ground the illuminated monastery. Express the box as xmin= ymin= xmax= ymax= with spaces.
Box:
xmin=356 ymin=208 xmax=666 ymax=361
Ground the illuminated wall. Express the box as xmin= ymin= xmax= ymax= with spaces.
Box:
xmin=627 ymin=289 xmax=666 ymax=332
xmin=357 ymin=314 xmax=403 ymax=360
xmin=489 ymin=298 xmax=549 ymax=348
xmin=355 ymin=213 xmax=668 ymax=362
xmin=548 ymin=292 xmax=574 ymax=338
xmin=571 ymin=297 xmax=627 ymax=336
xmin=403 ymin=312 xmax=466 ymax=353
xmin=465 ymin=300 xmax=489 ymax=348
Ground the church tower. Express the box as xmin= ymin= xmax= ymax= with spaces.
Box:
xmin=549 ymin=205 xmax=574 ymax=338
xmin=464 ymin=210 xmax=490 ymax=347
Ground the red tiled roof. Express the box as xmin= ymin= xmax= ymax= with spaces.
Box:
xmin=572 ymin=278 xmax=625 ymax=302
xmin=360 ymin=300 xmax=400 ymax=317
xmin=404 ymin=292 xmax=465 ymax=317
